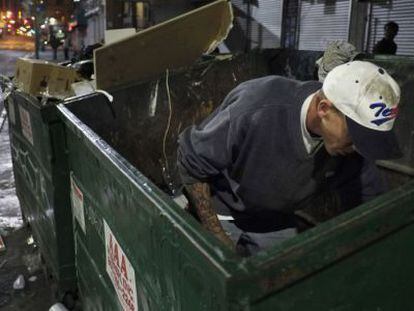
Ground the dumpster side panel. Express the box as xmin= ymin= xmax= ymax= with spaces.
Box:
xmin=251 ymin=223 xmax=414 ymax=310
xmin=9 ymin=93 xmax=58 ymax=275
xmin=6 ymin=92 xmax=76 ymax=290
xmin=62 ymin=114 xmax=235 ymax=311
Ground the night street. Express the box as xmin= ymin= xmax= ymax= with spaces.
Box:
xmin=0 ymin=0 xmax=414 ymax=310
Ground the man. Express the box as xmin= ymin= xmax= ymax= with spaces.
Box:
xmin=177 ymin=61 xmax=401 ymax=255
xmin=50 ymin=34 xmax=60 ymax=61
xmin=373 ymin=21 xmax=399 ymax=55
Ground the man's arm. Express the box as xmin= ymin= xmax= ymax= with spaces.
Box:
xmin=185 ymin=182 xmax=234 ymax=249
xmin=176 ymin=86 xmax=248 ymax=249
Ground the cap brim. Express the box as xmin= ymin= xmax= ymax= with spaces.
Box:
xmin=346 ymin=116 xmax=402 ymax=160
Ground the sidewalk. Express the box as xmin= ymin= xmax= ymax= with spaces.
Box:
xmin=29 ymin=48 xmax=69 ymax=63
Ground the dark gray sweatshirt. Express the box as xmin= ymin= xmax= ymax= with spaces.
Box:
xmin=177 ymin=76 xmax=385 ymax=225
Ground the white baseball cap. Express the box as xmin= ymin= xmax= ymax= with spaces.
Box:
xmin=323 ymin=60 xmax=402 ymax=160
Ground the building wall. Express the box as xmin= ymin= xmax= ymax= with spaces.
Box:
xmin=85 ymin=13 xmax=105 ymax=46
xmin=231 ymin=0 xmax=282 ymax=50
xmin=297 ymin=0 xmax=350 ymax=51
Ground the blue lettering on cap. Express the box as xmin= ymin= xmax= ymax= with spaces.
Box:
xmin=369 ymin=102 xmax=398 ymax=126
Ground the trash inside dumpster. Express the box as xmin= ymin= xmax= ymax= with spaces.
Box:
xmin=57 ymin=48 xmax=414 ymax=310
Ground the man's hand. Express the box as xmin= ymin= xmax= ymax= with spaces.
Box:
xmin=185 ymin=182 xmax=234 ymax=249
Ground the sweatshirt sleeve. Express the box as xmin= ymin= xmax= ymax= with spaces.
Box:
xmin=177 ymin=87 xmax=245 ymax=185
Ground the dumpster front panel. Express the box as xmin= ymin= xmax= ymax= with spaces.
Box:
xmin=223 ymin=178 xmax=414 ymax=308
xmin=61 ymin=102 xmax=240 ymax=310
xmin=251 ymin=220 xmax=414 ymax=310
xmin=6 ymin=91 xmax=76 ymax=290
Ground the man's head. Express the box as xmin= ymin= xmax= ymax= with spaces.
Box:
xmin=384 ymin=21 xmax=399 ymax=40
xmin=316 ymin=61 xmax=401 ymax=160
xmin=311 ymin=91 xmax=354 ymax=156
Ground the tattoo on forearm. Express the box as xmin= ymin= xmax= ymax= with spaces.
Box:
xmin=185 ymin=183 xmax=233 ymax=247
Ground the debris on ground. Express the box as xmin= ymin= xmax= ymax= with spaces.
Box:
xmin=0 ymin=259 xmax=7 ymax=268
xmin=0 ymin=227 xmax=55 ymax=310
xmin=22 ymin=253 xmax=42 ymax=274
xmin=28 ymin=276 xmax=37 ymax=282
xmin=26 ymin=236 xmax=34 ymax=246
xmin=49 ymin=302 xmax=69 ymax=311
xmin=12 ymin=275 xmax=24 ymax=290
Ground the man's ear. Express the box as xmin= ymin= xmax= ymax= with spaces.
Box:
xmin=317 ymin=99 xmax=334 ymax=118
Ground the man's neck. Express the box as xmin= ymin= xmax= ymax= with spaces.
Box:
xmin=306 ymin=95 xmax=322 ymax=137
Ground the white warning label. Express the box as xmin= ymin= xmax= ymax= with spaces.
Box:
xmin=104 ymin=220 xmax=138 ymax=311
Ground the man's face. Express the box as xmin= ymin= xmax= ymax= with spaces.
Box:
xmin=318 ymin=102 xmax=354 ymax=156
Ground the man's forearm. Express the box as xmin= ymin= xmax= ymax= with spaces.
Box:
xmin=185 ymin=182 xmax=234 ymax=248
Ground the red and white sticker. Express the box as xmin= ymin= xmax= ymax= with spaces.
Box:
xmin=104 ymin=220 xmax=138 ymax=311
xmin=70 ymin=175 xmax=86 ymax=233
xmin=18 ymin=106 xmax=33 ymax=145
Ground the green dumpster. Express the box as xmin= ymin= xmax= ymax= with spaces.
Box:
xmin=57 ymin=50 xmax=414 ymax=310
xmin=5 ymin=90 xmax=76 ymax=293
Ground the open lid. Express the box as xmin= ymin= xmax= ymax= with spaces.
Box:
xmin=94 ymin=0 xmax=233 ymax=90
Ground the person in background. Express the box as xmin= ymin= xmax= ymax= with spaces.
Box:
xmin=64 ymin=33 xmax=71 ymax=60
xmin=373 ymin=21 xmax=399 ymax=55
xmin=50 ymin=34 xmax=60 ymax=61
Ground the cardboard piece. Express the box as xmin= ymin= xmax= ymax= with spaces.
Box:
xmin=94 ymin=0 xmax=233 ymax=90
xmin=104 ymin=28 xmax=136 ymax=45
xmin=14 ymin=58 xmax=78 ymax=99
